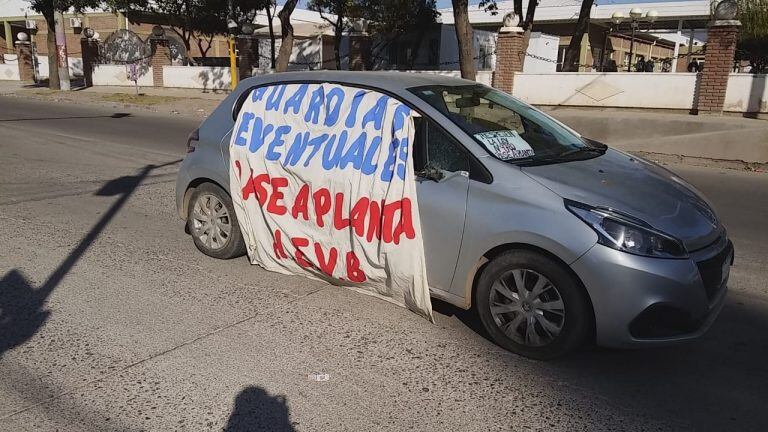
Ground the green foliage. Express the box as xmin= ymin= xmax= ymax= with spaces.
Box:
xmin=358 ymin=0 xmax=439 ymax=39
xmin=738 ymin=0 xmax=768 ymax=40
xmin=736 ymin=0 xmax=768 ymax=71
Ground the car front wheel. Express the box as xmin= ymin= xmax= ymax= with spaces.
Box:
xmin=187 ymin=183 xmax=246 ymax=259
xmin=475 ymin=249 xmax=592 ymax=359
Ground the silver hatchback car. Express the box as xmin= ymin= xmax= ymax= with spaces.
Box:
xmin=176 ymin=71 xmax=733 ymax=359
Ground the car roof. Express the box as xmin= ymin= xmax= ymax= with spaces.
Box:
xmin=237 ymin=71 xmax=481 ymax=94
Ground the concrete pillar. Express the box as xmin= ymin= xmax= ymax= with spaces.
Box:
xmin=492 ymin=24 xmax=524 ymax=94
xmin=15 ymin=40 xmax=34 ymax=81
xmin=236 ymin=35 xmax=258 ymax=79
xmin=149 ymin=36 xmax=170 ymax=88
xmin=694 ymin=20 xmax=741 ymax=115
xmin=80 ymin=37 xmax=99 ymax=87
xmin=348 ymin=31 xmax=371 ymax=71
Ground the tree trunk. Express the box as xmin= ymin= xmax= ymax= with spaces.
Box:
xmin=451 ymin=0 xmax=476 ymax=80
xmin=266 ymin=5 xmax=276 ymax=69
xmin=44 ymin=10 xmax=60 ymax=90
xmin=276 ymin=0 xmax=299 ymax=72
xmin=562 ymin=0 xmax=593 ymax=72
xmin=334 ymin=14 xmax=342 ymax=70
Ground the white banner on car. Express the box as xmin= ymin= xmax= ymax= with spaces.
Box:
xmin=230 ymin=83 xmax=433 ymax=321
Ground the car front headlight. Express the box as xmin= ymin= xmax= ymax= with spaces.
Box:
xmin=566 ymin=200 xmax=688 ymax=259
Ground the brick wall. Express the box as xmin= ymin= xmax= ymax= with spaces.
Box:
xmin=150 ymin=38 xmax=170 ymax=87
xmin=695 ymin=24 xmax=740 ymax=115
xmin=492 ymin=30 xmax=524 ymax=94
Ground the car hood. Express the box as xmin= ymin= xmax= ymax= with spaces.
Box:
xmin=520 ymin=149 xmax=722 ymax=252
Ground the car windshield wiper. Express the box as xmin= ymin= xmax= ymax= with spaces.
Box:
xmin=513 ymin=146 xmax=606 ymax=166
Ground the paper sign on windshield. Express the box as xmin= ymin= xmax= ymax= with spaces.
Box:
xmin=474 ymin=130 xmax=534 ymax=160
xmin=230 ymin=83 xmax=433 ymax=321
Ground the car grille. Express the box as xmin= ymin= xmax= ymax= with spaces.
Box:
xmin=696 ymin=240 xmax=733 ymax=302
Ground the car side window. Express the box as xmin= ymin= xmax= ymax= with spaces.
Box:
xmin=426 ymin=121 xmax=470 ymax=173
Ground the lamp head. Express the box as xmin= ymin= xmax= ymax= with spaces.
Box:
xmin=629 ymin=8 xmax=643 ymax=19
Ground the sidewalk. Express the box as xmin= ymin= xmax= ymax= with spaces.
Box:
xmin=546 ymin=107 xmax=768 ymax=167
xmin=0 ymin=81 xmax=227 ymax=118
xmin=2 ymin=81 xmax=767 ymax=168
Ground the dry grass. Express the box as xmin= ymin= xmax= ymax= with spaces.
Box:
xmin=101 ymin=93 xmax=185 ymax=106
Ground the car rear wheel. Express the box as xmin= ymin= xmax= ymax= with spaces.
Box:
xmin=187 ymin=183 xmax=246 ymax=259
xmin=475 ymin=249 xmax=591 ymax=359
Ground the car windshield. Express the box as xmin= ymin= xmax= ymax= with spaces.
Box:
xmin=409 ymin=84 xmax=604 ymax=164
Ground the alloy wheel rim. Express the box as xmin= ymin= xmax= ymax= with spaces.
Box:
xmin=489 ymin=268 xmax=565 ymax=347
xmin=191 ymin=194 xmax=231 ymax=250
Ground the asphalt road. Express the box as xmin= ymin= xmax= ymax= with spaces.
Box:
xmin=1 ymin=96 xmax=767 ymax=431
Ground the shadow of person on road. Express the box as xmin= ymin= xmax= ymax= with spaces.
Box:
xmin=0 ymin=160 xmax=181 ymax=359
xmin=224 ymin=386 xmax=295 ymax=432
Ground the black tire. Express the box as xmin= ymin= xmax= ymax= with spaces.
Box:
xmin=187 ymin=183 xmax=246 ymax=260
xmin=475 ymin=249 xmax=592 ymax=360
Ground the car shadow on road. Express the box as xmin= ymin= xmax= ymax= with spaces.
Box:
xmin=435 ymin=295 xmax=768 ymax=430
xmin=0 ymin=159 xmax=181 ymax=359
xmin=224 ymin=386 xmax=295 ymax=432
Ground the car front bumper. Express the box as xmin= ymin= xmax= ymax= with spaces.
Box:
xmin=571 ymin=235 xmax=733 ymax=348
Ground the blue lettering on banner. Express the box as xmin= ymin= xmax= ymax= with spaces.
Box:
xmin=252 ymin=87 xmax=269 ymax=102
xmin=284 ymin=132 xmax=309 ymax=167
xmin=241 ymin=85 xmax=414 ymax=183
xmin=266 ymin=85 xmax=287 ymax=111
xmin=283 ymin=84 xmax=309 ymax=115
xmin=302 ymin=133 xmax=330 ymax=167
xmin=361 ymin=136 xmax=380 ymax=175
xmin=323 ymin=87 xmax=345 ymax=127
xmin=392 ymin=104 xmax=411 ymax=133
xmin=249 ymin=116 xmax=275 ymax=153
xmin=235 ymin=111 xmax=255 ymax=146
xmin=339 ymin=131 xmax=367 ymax=170
xmin=361 ymin=94 xmax=389 ymax=131
xmin=345 ymin=90 xmax=367 ymax=128
xmin=322 ymin=131 xmax=347 ymax=170
xmin=305 ymin=87 xmax=325 ymax=125
xmin=266 ymin=125 xmax=292 ymax=161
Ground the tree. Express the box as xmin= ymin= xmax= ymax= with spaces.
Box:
xmin=561 ymin=0 xmax=593 ymax=72
xmin=29 ymin=0 xmax=103 ymax=89
xmin=276 ymin=0 xmax=299 ymax=72
xmin=307 ymin=0 xmax=351 ymax=70
xmin=357 ymin=0 xmax=438 ymax=69
xmin=451 ymin=0 xmax=476 ymax=79
xmin=118 ymin=0 xmax=229 ymax=65
xmin=737 ymin=0 xmax=768 ymax=72
xmin=264 ymin=0 xmax=277 ymax=69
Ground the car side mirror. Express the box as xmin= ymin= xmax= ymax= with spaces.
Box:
xmin=416 ymin=164 xmax=444 ymax=182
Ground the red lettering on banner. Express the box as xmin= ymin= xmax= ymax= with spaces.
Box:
xmin=392 ymin=198 xmax=416 ymax=245
xmin=273 ymin=229 xmax=288 ymax=259
xmin=333 ymin=193 xmax=351 ymax=230
xmin=346 ymin=252 xmax=366 ymax=282
xmin=267 ymin=177 xmax=288 ymax=215
xmin=313 ymin=188 xmax=332 ymax=227
xmin=235 ymin=160 xmax=242 ymax=178
xmin=366 ymin=199 xmax=382 ymax=242
xmin=245 ymin=173 xmax=415 ymax=246
xmin=349 ymin=197 xmax=369 ymax=237
xmin=292 ymin=184 xmax=310 ymax=220
xmin=291 ymin=237 xmax=313 ymax=268
xmin=314 ymin=242 xmax=338 ymax=276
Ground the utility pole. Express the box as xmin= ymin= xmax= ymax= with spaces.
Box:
xmin=227 ymin=0 xmax=238 ymax=90
xmin=54 ymin=8 xmax=70 ymax=90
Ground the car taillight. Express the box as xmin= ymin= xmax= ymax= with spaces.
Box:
xmin=186 ymin=129 xmax=199 ymax=153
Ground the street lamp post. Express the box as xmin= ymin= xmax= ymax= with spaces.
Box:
xmin=627 ymin=8 xmax=642 ymax=72
xmin=611 ymin=8 xmax=657 ymax=72
xmin=601 ymin=11 xmax=625 ymax=72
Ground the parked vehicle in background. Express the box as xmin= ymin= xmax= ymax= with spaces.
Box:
xmin=176 ymin=71 xmax=733 ymax=359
